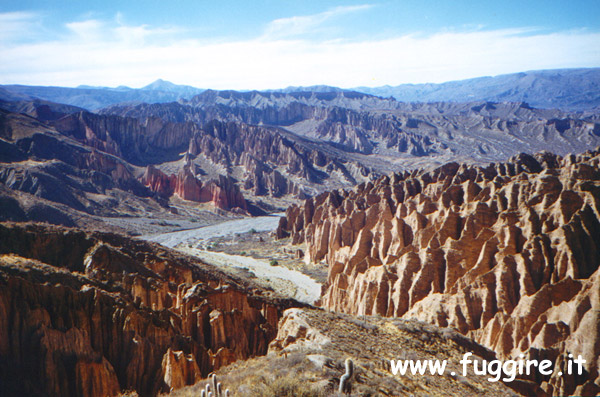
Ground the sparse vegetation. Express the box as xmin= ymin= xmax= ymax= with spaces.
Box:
xmin=269 ymin=259 xmax=279 ymax=266
xmin=168 ymin=307 xmax=517 ymax=397
xmin=249 ymin=376 xmax=326 ymax=397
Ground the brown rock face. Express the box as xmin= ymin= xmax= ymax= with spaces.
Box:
xmin=0 ymin=223 xmax=298 ymax=396
xmin=198 ymin=175 xmax=247 ymax=211
xmin=278 ymin=148 xmax=600 ymax=396
xmin=161 ymin=348 xmax=201 ymax=392
xmin=142 ymin=164 xmax=176 ymax=197
xmin=141 ymin=164 xmax=247 ymax=211
xmin=174 ymin=165 xmax=203 ymax=201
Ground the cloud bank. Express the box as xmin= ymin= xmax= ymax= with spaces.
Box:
xmin=1 ymin=8 xmax=599 ymax=89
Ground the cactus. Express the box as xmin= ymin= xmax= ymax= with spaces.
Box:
xmin=202 ymin=374 xmax=230 ymax=397
xmin=338 ymin=358 xmax=354 ymax=394
xmin=211 ymin=374 xmax=218 ymax=395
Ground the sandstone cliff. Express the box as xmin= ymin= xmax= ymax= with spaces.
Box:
xmin=278 ymin=148 xmax=600 ymax=396
xmin=0 ymin=223 xmax=299 ymax=396
xmin=141 ymin=164 xmax=247 ymax=211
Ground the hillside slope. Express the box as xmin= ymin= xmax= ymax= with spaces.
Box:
xmin=277 ymin=147 xmax=600 ymax=396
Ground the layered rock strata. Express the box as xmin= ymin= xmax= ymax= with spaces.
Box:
xmin=0 ymin=223 xmax=299 ymax=396
xmin=277 ymin=148 xmax=600 ymax=396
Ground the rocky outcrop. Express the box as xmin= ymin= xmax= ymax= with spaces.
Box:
xmin=7 ymin=91 xmax=598 ymax=221
xmin=142 ymin=164 xmax=247 ymax=211
xmin=101 ymin=92 xmax=444 ymax=156
xmin=0 ymin=223 xmax=299 ymax=396
xmin=188 ymin=121 xmax=321 ymax=182
xmin=198 ymin=175 xmax=247 ymax=211
xmin=0 ymin=144 xmax=150 ymax=214
xmin=278 ymin=148 xmax=600 ymax=396
xmin=142 ymin=165 xmax=176 ymax=197
xmin=161 ymin=348 xmax=201 ymax=391
xmin=173 ymin=165 xmax=202 ymax=201
xmin=52 ymin=111 xmax=199 ymax=165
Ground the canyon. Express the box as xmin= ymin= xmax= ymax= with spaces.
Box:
xmin=0 ymin=222 xmax=300 ymax=396
xmin=2 ymin=85 xmax=599 ymax=234
xmin=1 ymin=71 xmax=600 ymax=396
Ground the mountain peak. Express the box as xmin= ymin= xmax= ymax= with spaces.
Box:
xmin=143 ymin=79 xmax=178 ymax=90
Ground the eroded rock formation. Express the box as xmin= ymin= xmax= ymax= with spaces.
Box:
xmin=103 ymin=90 xmax=600 ymax=162
xmin=142 ymin=164 xmax=247 ymax=211
xmin=0 ymin=223 xmax=299 ymax=396
xmin=52 ymin=110 xmax=363 ymax=201
xmin=278 ymin=148 xmax=600 ymax=396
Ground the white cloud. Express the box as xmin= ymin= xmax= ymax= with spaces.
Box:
xmin=65 ymin=19 xmax=105 ymax=41
xmin=0 ymin=12 xmax=599 ymax=90
xmin=263 ymin=5 xmax=373 ymax=39
xmin=0 ymin=11 xmax=41 ymax=42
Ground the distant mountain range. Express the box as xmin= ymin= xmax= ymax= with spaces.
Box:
xmin=0 ymin=79 xmax=205 ymax=110
xmin=357 ymin=68 xmax=600 ymax=111
xmin=1 ymin=68 xmax=598 ymax=111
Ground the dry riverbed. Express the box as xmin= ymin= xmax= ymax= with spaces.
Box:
xmin=142 ymin=214 xmax=326 ymax=304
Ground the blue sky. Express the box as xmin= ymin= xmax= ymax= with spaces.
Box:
xmin=1 ymin=1 xmax=599 ymax=89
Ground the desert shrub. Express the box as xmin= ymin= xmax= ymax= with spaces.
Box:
xmin=250 ymin=376 xmax=325 ymax=397
xmin=346 ymin=316 xmax=377 ymax=331
xmin=269 ymin=259 xmax=279 ymax=266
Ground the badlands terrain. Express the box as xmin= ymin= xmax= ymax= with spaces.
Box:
xmin=0 ymin=68 xmax=599 ymax=396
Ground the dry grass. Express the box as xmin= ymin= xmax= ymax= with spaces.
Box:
xmin=171 ymin=308 xmax=518 ymax=396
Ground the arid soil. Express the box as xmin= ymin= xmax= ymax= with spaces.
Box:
xmin=172 ymin=308 xmax=526 ymax=396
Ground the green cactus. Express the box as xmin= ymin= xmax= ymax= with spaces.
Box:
xmin=338 ymin=358 xmax=354 ymax=394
